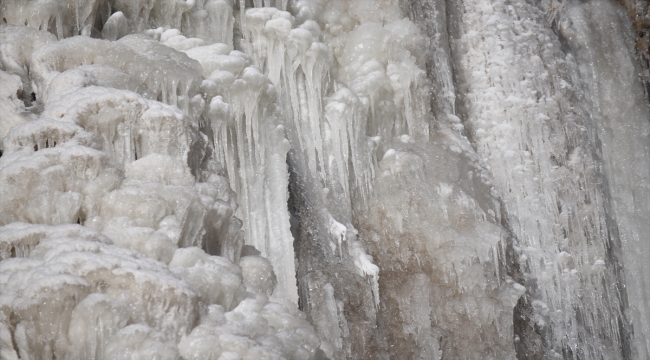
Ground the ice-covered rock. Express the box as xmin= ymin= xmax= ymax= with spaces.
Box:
xmin=1 ymin=0 xmax=649 ymax=358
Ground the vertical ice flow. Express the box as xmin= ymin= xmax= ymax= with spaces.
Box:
xmin=561 ymin=0 xmax=650 ymax=357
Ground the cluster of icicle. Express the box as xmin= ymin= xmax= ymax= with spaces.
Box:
xmin=2 ymin=0 xmax=650 ymax=358
xmin=0 ymin=0 xmax=518 ymax=358
xmin=0 ymin=1 xmax=320 ymax=359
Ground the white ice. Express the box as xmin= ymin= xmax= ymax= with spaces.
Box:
xmin=0 ymin=0 xmax=649 ymax=358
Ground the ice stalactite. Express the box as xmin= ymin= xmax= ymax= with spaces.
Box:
xmin=0 ymin=0 xmax=101 ymax=38
xmin=203 ymin=63 xmax=298 ymax=302
xmin=235 ymin=6 xmax=382 ymax=357
xmin=182 ymin=0 xmax=235 ymax=46
xmin=230 ymin=0 xmax=530 ymax=358
xmin=166 ymin=9 xmax=300 ymax=301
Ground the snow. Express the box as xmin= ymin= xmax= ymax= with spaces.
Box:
xmin=0 ymin=0 xmax=649 ymax=358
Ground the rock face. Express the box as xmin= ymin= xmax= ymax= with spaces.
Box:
xmin=0 ymin=0 xmax=649 ymax=359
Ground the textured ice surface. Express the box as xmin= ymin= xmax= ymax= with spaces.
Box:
xmin=558 ymin=1 xmax=650 ymax=356
xmin=448 ymin=0 xmax=631 ymax=356
xmin=1 ymin=0 xmax=650 ymax=358
xmin=0 ymin=0 xmax=320 ymax=357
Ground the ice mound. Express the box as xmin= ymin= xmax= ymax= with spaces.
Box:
xmin=240 ymin=255 xmax=277 ymax=297
xmin=0 ymin=230 xmax=198 ymax=359
xmin=179 ymin=299 xmax=319 ymax=360
xmin=0 ymin=0 xmax=224 ymax=41
xmin=30 ymin=35 xmax=202 ymax=110
xmin=0 ymin=224 xmax=317 ymax=359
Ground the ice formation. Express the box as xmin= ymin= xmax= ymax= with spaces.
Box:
xmin=1 ymin=0 xmax=649 ymax=358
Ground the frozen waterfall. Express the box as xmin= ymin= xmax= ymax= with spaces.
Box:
xmin=0 ymin=0 xmax=649 ymax=358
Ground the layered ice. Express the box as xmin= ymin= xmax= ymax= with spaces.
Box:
xmin=1 ymin=0 xmax=650 ymax=358
xmin=0 ymin=2 xmax=320 ymax=357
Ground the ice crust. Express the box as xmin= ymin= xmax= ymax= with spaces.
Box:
xmin=1 ymin=0 xmax=649 ymax=358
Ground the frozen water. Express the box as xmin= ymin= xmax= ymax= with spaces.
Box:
xmin=559 ymin=1 xmax=650 ymax=356
xmin=447 ymin=0 xmax=632 ymax=356
xmin=1 ymin=0 xmax=650 ymax=358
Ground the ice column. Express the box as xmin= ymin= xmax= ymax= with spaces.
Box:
xmin=203 ymin=63 xmax=298 ymax=303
